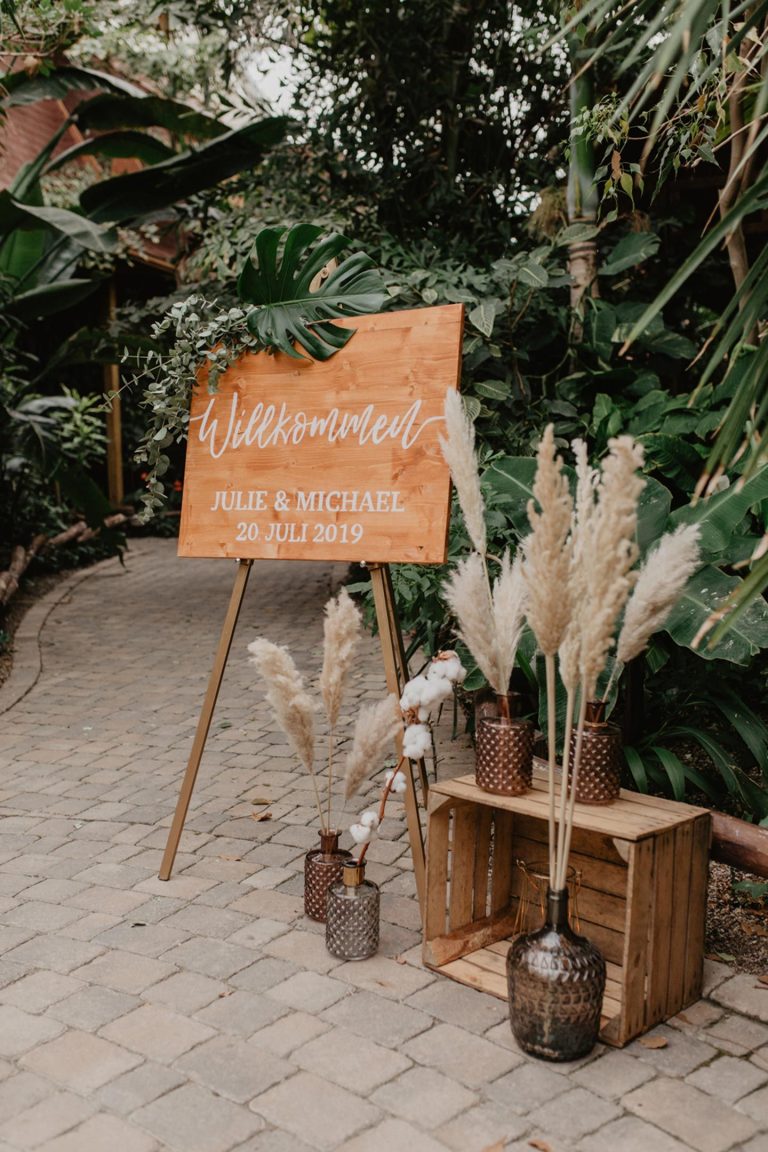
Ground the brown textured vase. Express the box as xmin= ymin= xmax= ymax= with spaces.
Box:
xmin=475 ymin=695 xmax=533 ymax=795
xmin=326 ymin=859 xmax=380 ymax=961
xmin=507 ymin=887 xmax=606 ymax=1062
xmin=568 ymin=700 xmax=623 ymax=805
xmin=304 ymin=830 xmax=351 ymax=923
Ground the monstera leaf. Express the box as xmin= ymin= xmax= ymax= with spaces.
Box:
xmin=238 ymin=224 xmax=388 ymax=360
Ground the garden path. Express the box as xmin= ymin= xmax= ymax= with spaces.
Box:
xmin=0 ymin=538 xmax=766 ymax=1152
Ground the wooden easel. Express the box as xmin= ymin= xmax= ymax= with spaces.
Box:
xmin=159 ymin=559 xmax=427 ymax=910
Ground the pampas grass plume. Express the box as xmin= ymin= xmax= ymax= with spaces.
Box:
xmin=440 ymin=389 xmax=487 ymax=555
xmin=523 ymin=425 xmax=573 ymax=657
xmin=492 ymin=550 xmax=526 ymax=695
xmin=443 ymin=553 xmax=499 ymax=691
xmin=617 ymin=524 xmax=701 ymax=664
xmin=320 ymin=588 xmax=362 ymax=727
xmin=247 ymin=639 xmax=315 ymax=773
xmin=578 ymin=435 xmax=645 ymax=697
xmin=344 ymin=694 xmax=402 ymax=800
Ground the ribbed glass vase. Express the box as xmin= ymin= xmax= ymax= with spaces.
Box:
xmin=326 ymin=859 xmax=380 ymax=961
xmin=475 ymin=693 xmax=533 ymax=796
xmin=507 ymin=887 xmax=606 ymax=1062
xmin=304 ymin=830 xmax=351 ymax=923
xmin=568 ymin=700 xmax=623 ymax=805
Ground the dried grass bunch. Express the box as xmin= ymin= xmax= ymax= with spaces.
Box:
xmin=440 ymin=391 xmax=526 ymax=719
xmin=523 ymin=428 xmax=700 ymax=892
xmin=249 ymin=588 xmax=398 ymax=835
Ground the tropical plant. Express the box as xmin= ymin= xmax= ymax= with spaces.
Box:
xmin=128 ymin=222 xmax=387 ymax=517
xmin=551 ymin=0 xmax=768 ymax=640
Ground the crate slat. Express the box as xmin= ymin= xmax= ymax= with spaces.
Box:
xmin=424 ymin=776 xmax=710 ymax=1048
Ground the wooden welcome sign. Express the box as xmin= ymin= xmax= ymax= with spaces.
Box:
xmin=178 ymin=304 xmax=464 ymax=565
xmin=161 ymin=303 xmax=464 ymax=907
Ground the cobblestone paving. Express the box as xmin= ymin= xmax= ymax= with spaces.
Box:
xmin=0 ymin=538 xmax=766 ymax=1152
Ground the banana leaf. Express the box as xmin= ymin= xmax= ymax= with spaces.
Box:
xmin=664 ymin=564 xmax=768 ymax=664
xmin=71 ymin=92 xmax=225 ymax=140
xmin=44 ymin=131 xmax=176 ymax=174
xmin=80 ymin=116 xmax=290 ymax=223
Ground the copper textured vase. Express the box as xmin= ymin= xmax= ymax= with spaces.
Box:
xmin=568 ymin=700 xmax=622 ymax=805
xmin=326 ymin=859 xmax=380 ymax=961
xmin=475 ymin=694 xmax=533 ymax=796
xmin=304 ymin=830 xmax=351 ymax=922
xmin=507 ymin=887 xmax=606 ymax=1061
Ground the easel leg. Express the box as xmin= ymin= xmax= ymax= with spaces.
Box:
xmin=369 ymin=564 xmax=426 ymax=911
xmin=159 ymin=559 xmax=253 ymax=880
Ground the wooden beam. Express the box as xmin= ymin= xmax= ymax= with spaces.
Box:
xmin=104 ymin=280 xmax=124 ymax=507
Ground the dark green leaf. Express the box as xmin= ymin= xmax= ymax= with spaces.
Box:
xmin=44 ymin=131 xmax=176 ymax=175
xmin=80 ymin=117 xmax=290 ymax=223
xmin=9 ymin=279 xmax=104 ymax=319
xmin=239 ymin=225 xmax=387 ymax=360
xmin=664 ymin=564 xmax=768 ymax=664
xmin=670 ymin=469 xmax=768 ymax=554
xmin=71 ymin=92 xmax=225 ymax=140
xmin=600 ymin=231 xmax=660 ymax=275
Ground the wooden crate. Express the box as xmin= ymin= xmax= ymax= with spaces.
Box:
xmin=423 ymin=772 xmax=711 ymax=1047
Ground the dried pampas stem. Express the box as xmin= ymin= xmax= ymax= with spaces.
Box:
xmin=578 ymin=436 xmax=645 ymax=699
xmin=491 ymin=550 xmax=526 ymax=704
xmin=247 ymin=638 xmax=323 ymax=828
xmin=443 ymin=553 xmax=498 ymax=690
xmin=440 ymin=389 xmax=487 ymax=557
xmin=524 ymin=425 xmax=574 ymax=657
xmin=344 ymin=694 xmax=402 ymax=802
xmin=615 ymin=524 xmax=701 ymax=668
xmin=523 ymin=425 xmax=574 ymax=886
xmin=320 ymin=588 xmax=363 ymax=828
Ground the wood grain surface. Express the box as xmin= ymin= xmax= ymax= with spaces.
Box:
xmin=178 ymin=304 xmax=463 ymax=563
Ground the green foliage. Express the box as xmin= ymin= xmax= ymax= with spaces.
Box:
xmin=238 ymin=225 xmax=388 ymax=360
xmin=129 ymin=225 xmax=387 ymax=517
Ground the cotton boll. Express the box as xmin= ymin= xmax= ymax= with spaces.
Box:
xmin=390 ymin=770 xmax=407 ymax=793
xmin=402 ymin=724 xmax=431 ymax=759
xmin=430 ymin=650 xmax=466 ymax=684
xmin=418 ymin=706 xmax=429 ymax=721
xmin=349 ymin=823 xmax=373 ymax=844
xmin=424 ymin=676 xmax=453 ymax=704
xmin=400 ymin=675 xmax=431 ymax=710
xmin=360 ymin=810 xmax=380 ymax=829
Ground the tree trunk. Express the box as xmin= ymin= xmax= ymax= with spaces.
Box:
xmin=566 ymin=38 xmax=599 ymax=333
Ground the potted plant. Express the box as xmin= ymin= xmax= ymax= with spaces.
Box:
xmin=439 ymin=391 xmax=532 ymax=794
xmin=508 ymin=426 xmax=700 ymax=1060
xmin=248 ymin=588 xmax=401 ymax=921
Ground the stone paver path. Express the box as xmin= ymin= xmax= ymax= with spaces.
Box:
xmin=0 ymin=538 xmax=766 ymax=1152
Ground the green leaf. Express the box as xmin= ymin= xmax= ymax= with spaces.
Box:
xmin=485 ymin=455 xmax=576 ymax=536
xmin=12 ymin=202 xmax=117 ymax=253
xmin=708 ymin=688 xmax=768 ymax=774
xmin=474 ymin=379 xmax=511 ymax=401
xmin=555 ymin=222 xmax=601 ymax=246
xmin=635 ymin=475 xmax=673 ymax=555
xmin=9 ymin=279 xmax=104 ymax=319
xmin=650 ymin=746 xmax=686 ymax=801
xmin=516 ymin=259 xmax=548 ymax=289
xmin=80 ymin=116 xmax=290 ymax=223
xmin=664 ymin=564 xmax=768 ymax=665
xmin=0 ymin=65 xmax=145 ymax=106
xmin=600 ymin=231 xmax=660 ymax=276
xmin=44 ymin=131 xmax=176 ymax=175
xmin=670 ymin=469 xmax=768 ymax=554
xmin=71 ymin=92 xmax=225 ymax=140
xmin=623 ymin=745 xmax=649 ymax=792
xmin=238 ymin=225 xmax=387 ymax=360
xmin=468 ymin=300 xmax=497 ymax=337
